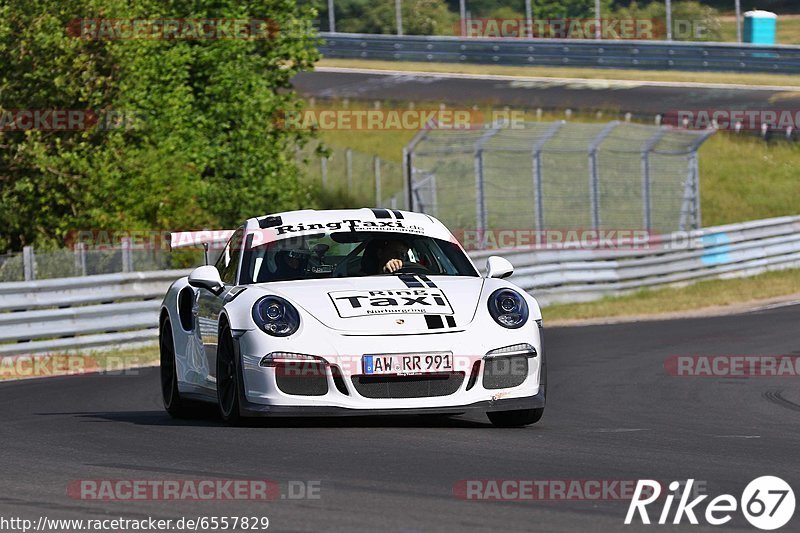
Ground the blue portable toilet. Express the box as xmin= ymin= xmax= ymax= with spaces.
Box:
xmin=743 ymin=10 xmax=777 ymax=45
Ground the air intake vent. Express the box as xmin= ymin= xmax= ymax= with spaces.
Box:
xmin=352 ymin=373 xmax=464 ymax=399
xmin=275 ymin=362 xmax=328 ymax=396
xmin=483 ymin=356 xmax=528 ymax=390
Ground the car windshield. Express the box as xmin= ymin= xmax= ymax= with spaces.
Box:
xmin=240 ymin=231 xmax=478 ymax=284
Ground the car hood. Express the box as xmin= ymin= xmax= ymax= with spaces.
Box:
xmin=257 ymin=276 xmax=485 ymax=335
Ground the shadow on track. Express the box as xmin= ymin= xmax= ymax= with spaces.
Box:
xmin=36 ymin=408 xmax=497 ymax=428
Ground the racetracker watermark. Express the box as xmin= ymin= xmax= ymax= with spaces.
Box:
xmin=0 ymin=109 xmax=139 ymax=131
xmin=452 ymin=228 xmax=708 ymax=251
xmin=665 ymin=109 xmax=800 ymax=132
xmin=0 ymin=355 xmax=141 ymax=380
xmin=264 ymin=354 xmax=531 ymax=378
xmin=665 ymin=356 xmax=800 ymax=378
xmin=456 ymin=18 xmax=710 ymax=40
xmin=67 ymin=18 xmax=284 ymax=40
xmin=67 ymin=479 xmax=320 ymax=501
xmin=453 ymin=479 xmax=676 ymax=501
xmin=274 ymin=109 xmax=527 ymax=131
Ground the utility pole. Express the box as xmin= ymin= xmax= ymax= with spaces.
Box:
xmin=666 ymin=0 xmax=673 ymax=41
xmin=460 ymin=0 xmax=467 ymax=36
xmin=327 ymin=0 xmax=335 ymax=33
xmin=735 ymin=0 xmax=742 ymax=43
xmin=395 ymin=0 xmax=403 ymax=36
xmin=594 ymin=0 xmax=602 ymax=39
xmin=525 ymin=0 xmax=532 ymax=38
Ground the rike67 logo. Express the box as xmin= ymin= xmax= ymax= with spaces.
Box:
xmin=625 ymin=477 xmax=795 ymax=530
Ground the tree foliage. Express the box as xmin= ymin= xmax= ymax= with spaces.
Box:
xmin=0 ymin=0 xmax=320 ymax=251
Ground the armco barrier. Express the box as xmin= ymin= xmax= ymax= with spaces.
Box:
xmin=0 ymin=217 xmax=798 ymax=356
xmin=471 ymin=216 xmax=800 ymax=305
xmin=0 ymin=270 xmax=190 ymax=356
xmin=319 ymin=33 xmax=800 ymax=74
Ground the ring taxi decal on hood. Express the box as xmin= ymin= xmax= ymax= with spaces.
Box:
xmin=329 ymin=288 xmax=454 ymax=318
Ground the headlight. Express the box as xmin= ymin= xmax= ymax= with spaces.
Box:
xmin=487 ymin=289 xmax=529 ymax=329
xmin=259 ymin=352 xmax=326 ymax=367
xmin=485 ymin=343 xmax=537 ymax=358
xmin=252 ymin=296 xmax=300 ymax=337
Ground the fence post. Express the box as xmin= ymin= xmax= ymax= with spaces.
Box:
xmin=403 ymin=147 xmax=412 ymax=210
xmin=474 ymin=149 xmax=487 ymax=239
xmin=321 ymin=156 xmax=328 ymax=189
xmin=531 ymin=121 xmax=563 ymax=232
xmin=473 ymin=121 xmax=505 ymax=244
xmin=431 ymin=174 xmax=439 ymax=219
xmin=641 ymin=130 xmax=667 ymax=233
xmin=679 ymin=130 xmax=714 ymax=230
xmin=374 ymin=156 xmax=382 ymax=207
xmin=121 ymin=237 xmax=133 ymax=273
xmin=693 ymin=155 xmax=702 ymax=229
xmin=345 ymin=148 xmax=353 ymax=193
xmin=23 ymin=245 xmax=35 ymax=281
xmin=588 ymin=121 xmax=619 ymax=231
xmin=74 ymin=243 xmax=87 ymax=276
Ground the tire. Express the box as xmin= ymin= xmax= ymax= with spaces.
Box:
xmin=216 ymin=322 xmax=243 ymax=425
xmin=487 ymin=408 xmax=544 ymax=427
xmin=160 ymin=318 xmax=196 ymax=418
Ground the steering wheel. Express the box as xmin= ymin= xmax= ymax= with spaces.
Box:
xmin=393 ymin=262 xmax=431 ymax=274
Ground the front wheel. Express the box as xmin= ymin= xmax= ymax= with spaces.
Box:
xmin=160 ymin=319 xmax=198 ymax=418
xmin=487 ymin=408 xmax=544 ymax=427
xmin=216 ymin=323 xmax=243 ymax=425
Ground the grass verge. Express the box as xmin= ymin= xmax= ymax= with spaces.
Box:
xmin=0 ymin=344 xmax=159 ymax=381
xmin=543 ymin=268 xmax=800 ymax=322
xmin=317 ymin=58 xmax=800 ymax=88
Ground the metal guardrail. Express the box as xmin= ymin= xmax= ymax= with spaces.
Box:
xmin=320 ymin=33 xmax=800 ymax=74
xmin=472 ymin=216 xmax=800 ymax=306
xmin=0 ymin=270 xmax=190 ymax=356
xmin=0 ymin=216 xmax=798 ymax=356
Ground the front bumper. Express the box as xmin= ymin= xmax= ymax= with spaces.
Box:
xmin=234 ymin=326 xmax=544 ymax=416
xmin=238 ymin=389 xmax=545 ymax=417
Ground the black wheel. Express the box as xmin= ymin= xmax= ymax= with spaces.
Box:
xmin=487 ymin=408 xmax=544 ymax=427
xmin=216 ymin=323 xmax=242 ymax=424
xmin=160 ymin=319 xmax=195 ymax=418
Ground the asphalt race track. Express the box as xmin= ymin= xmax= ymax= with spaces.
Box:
xmin=293 ymin=69 xmax=800 ymax=118
xmin=1 ymin=303 xmax=798 ymax=532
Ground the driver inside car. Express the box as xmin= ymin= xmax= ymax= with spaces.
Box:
xmin=360 ymin=238 xmax=411 ymax=275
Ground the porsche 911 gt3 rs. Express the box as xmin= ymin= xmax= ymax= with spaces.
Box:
xmin=159 ymin=208 xmax=546 ymax=427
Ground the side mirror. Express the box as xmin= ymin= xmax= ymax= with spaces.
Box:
xmin=188 ymin=265 xmax=223 ymax=292
xmin=486 ymin=256 xmax=514 ymax=279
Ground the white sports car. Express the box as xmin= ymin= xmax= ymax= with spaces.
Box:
xmin=159 ymin=209 xmax=546 ymax=427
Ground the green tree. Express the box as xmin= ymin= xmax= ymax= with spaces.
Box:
xmin=445 ymin=0 xmax=612 ymax=19
xmin=0 ymin=0 xmax=320 ymax=251
xmin=613 ymin=1 xmax=721 ymax=41
xmin=354 ymin=0 xmax=457 ymax=35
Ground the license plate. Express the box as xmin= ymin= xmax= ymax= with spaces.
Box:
xmin=362 ymin=352 xmax=454 ymax=376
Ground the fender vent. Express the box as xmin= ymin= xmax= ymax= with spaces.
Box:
xmin=177 ymin=286 xmax=195 ymax=331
